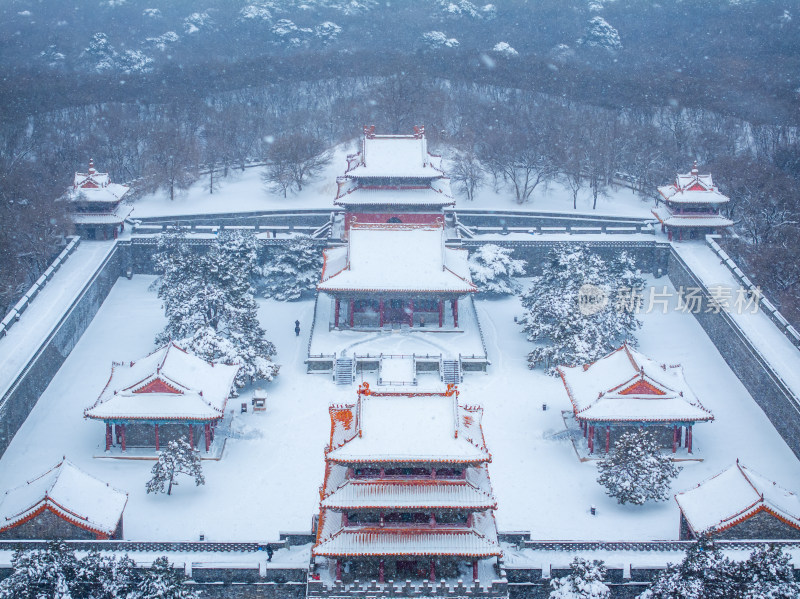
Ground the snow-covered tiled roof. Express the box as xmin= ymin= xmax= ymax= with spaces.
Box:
xmin=0 ymin=459 xmax=127 ymax=537
xmin=71 ymin=204 xmax=133 ymax=225
xmin=652 ymin=206 xmax=733 ymax=229
xmin=84 ymin=342 xmax=239 ymax=422
xmin=318 ymin=225 xmax=476 ymax=294
xmin=321 ymin=479 xmax=496 ymax=510
xmin=67 ymin=182 xmax=130 ymax=205
xmin=675 ymin=461 xmax=800 ymax=536
xmin=326 ymin=389 xmax=490 ymax=464
xmin=334 ymin=185 xmax=454 ymax=208
xmin=657 ymin=163 xmax=729 ymax=206
xmin=557 ymin=344 xmax=714 ymax=423
xmin=313 ymin=528 xmax=502 ymax=557
xmin=346 ymin=131 xmax=444 ymax=179
xmin=67 ymin=161 xmax=129 ymax=205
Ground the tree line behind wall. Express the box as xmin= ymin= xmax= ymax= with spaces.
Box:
xmin=2 ymin=73 xmax=800 ymax=320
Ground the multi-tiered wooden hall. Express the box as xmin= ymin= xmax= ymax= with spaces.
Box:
xmin=309 ymin=383 xmax=506 ymax=597
xmin=308 ymin=127 xmax=488 ymax=384
xmin=333 ymin=125 xmax=455 ymax=233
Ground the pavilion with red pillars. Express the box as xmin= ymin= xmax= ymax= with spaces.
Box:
xmin=84 ymin=342 xmax=239 ymax=454
xmin=318 ymin=222 xmax=476 ymax=330
xmin=653 ymin=161 xmax=733 ymax=241
xmin=310 ymin=383 xmax=503 ymax=587
xmin=557 ymin=344 xmax=714 ymax=455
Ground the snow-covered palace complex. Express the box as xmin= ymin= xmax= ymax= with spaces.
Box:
xmin=308 ymin=127 xmax=488 ymax=384
xmin=3 ymin=123 xmax=800 ymax=598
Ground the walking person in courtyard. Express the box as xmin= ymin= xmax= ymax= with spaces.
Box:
xmin=295 ymin=320 xmax=301 ymax=337
xmin=266 ymin=543 xmax=274 ymax=562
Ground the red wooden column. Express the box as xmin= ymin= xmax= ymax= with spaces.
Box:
xmin=408 ymin=300 xmax=414 ymax=327
xmin=205 ymin=423 xmax=211 ymax=452
xmin=189 ymin=424 xmax=194 ymax=449
xmin=582 ymin=421 xmax=587 ymax=438
xmin=379 ymin=559 xmax=385 ymax=583
xmin=453 ymin=299 xmax=459 ymax=328
xmin=473 ymin=559 xmax=479 ymax=581
xmin=336 ymin=559 xmax=342 ymax=581
xmin=379 ymin=299 xmax=385 ymax=327
xmin=349 ymin=300 xmax=355 ymax=328
xmin=438 ymin=300 xmax=444 ymax=327
xmin=605 ymin=426 xmax=610 ymax=453
xmin=429 ymin=559 xmax=435 ymax=581
xmin=120 ymin=424 xmax=126 ymax=452
xmin=687 ymin=426 xmax=693 ymax=453
xmin=334 ymin=299 xmax=340 ymax=328
xmin=672 ymin=426 xmax=678 ymax=453
xmin=105 ymin=424 xmax=112 ymax=451
xmin=154 ymin=423 xmax=160 ymax=451
xmin=588 ymin=425 xmax=594 ymax=453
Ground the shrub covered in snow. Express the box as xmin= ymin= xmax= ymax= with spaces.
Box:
xmin=260 ymin=234 xmax=323 ymax=301
xmin=520 ymin=245 xmax=643 ymax=371
xmin=579 ymin=16 xmax=622 ymax=51
xmin=154 ymin=228 xmax=278 ymax=388
xmin=147 ymin=438 xmax=205 ymax=496
xmin=422 ymin=31 xmax=460 ymax=48
xmin=597 ymin=428 xmax=681 ymax=505
xmin=469 ymin=244 xmax=525 ymax=296
xmin=492 ymin=41 xmax=518 ymax=57
xmin=550 ymin=557 xmax=610 ymax=599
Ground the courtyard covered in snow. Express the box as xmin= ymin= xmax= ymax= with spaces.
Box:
xmin=0 ymin=269 xmax=798 ymax=544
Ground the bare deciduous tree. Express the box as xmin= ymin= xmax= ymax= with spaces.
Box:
xmin=261 ymin=133 xmax=330 ymax=197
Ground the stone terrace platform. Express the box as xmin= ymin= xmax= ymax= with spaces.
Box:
xmin=307 ymin=294 xmax=489 ymax=381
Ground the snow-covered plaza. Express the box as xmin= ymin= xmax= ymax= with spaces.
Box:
xmin=1 ymin=270 xmax=798 ymax=543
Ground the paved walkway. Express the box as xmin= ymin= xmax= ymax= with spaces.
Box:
xmin=0 ymin=239 xmax=118 ymax=402
xmin=673 ymin=241 xmax=800 ymax=402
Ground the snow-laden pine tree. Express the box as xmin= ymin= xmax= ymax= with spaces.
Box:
xmin=131 ymin=556 xmax=197 ymax=599
xmin=520 ymin=244 xmax=643 ymax=371
xmin=260 ymin=234 xmax=323 ymax=301
xmin=550 ymin=557 xmax=610 ymax=599
xmin=0 ymin=541 xmax=78 ymax=599
xmin=639 ymin=536 xmax=737 ymax=599
xmin=154 ymin=228 xmax=278 ymax=388
xmin=0 ymin=543 xmax=185 ymax=599
xmin=597 ymin=429 xmax=681 ymax=505
xmin=78 ymin=551 xmax=139 ymax=598
xmin=468 ymin=244 xmax=526 ymax=296
xmin=146 ymin=438 xmax=205 ymax=496
xmin=734 ymin=544 xmax=800 ymax=599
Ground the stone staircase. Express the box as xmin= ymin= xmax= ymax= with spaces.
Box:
xmin=333 ymin=358 xmax=354 ymax=385
xmin=441 ymin=359 xmax=462 ymax=384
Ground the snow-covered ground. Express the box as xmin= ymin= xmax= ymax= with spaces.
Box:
xmin=130 ymin=144 xmax=655 ymax=219
xmin=1 ymin=273 xmax=798 ymax=543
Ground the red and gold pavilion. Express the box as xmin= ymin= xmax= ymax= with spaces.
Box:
xmin=309 ymin=383 xmax=504 ymax=591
